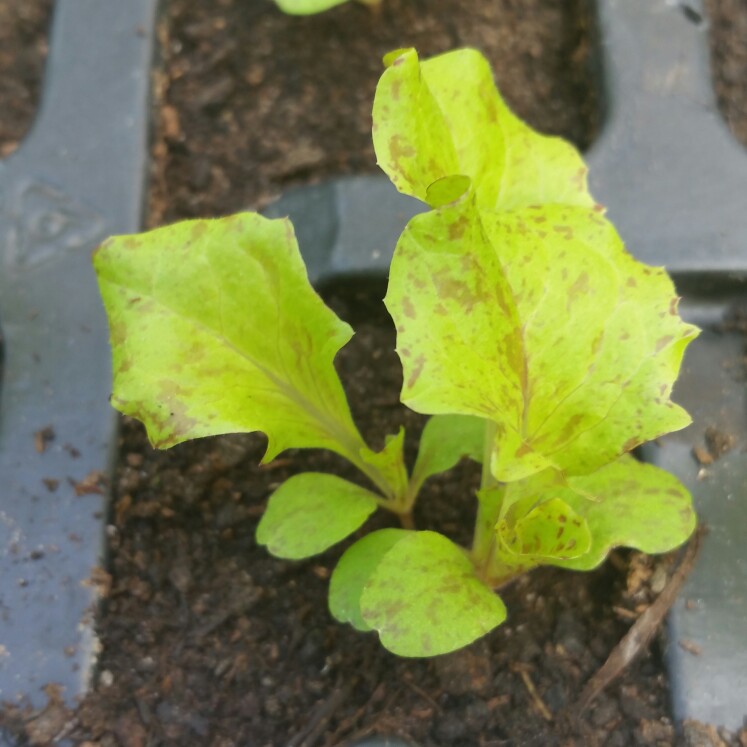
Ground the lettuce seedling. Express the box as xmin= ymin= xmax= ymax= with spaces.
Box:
xmin=94 ymin=48 xmax=698 ymax=658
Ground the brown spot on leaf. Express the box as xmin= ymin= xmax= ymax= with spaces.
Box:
xmin=568 ymin=271 xmax=590 ymax=300
xmin=389 ymin=134 xmax=416 ymax=166
xmin=655 ymin=335 xmax=673 ymax=352
xmin=406 ymin=354 xmax=426 ymax=390
xmin=553 ymin=225 xmax=574 ymax=240
xmin=448 ymin=214 xmax=469 ymax=240
xmin=401 ymin=297 xmax=416 ymax=319
xmin=515 ymin=442 xmax=533 ymax=458
xmin=109 ymin=321 xmax=127 ymax=347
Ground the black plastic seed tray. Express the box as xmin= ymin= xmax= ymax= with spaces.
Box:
xmin=0 ymin=0 xmax=158 ymax=713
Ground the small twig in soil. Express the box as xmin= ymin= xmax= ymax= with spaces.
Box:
xmin=325 ymin=701 xmax=370 ymax=744
xmin=287 ymin=678 xmax=356 ymax=747
xmin=572 ymin=527 xmax=704 ymax=717
xmin=510 ymin=662 xmax=553 ymax=721
xmin=402 ymin=680 xmax=443 ymax=714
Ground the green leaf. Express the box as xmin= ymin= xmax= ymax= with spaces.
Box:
xmin=385 ymin=195 xmax=698 ymax=481
xmin=558 ymin=456 xmax=696 ymax=570
xmin=359 ymin=428 xmax=409 ymax=501
xmin=492 ymin=457 xmax=695 ymax=572
xmin=329 ymin=528 xmax=411 ymax=631
xmin=256 ymin=472 xmax=379 ymax=559
xmin=360 ymin=531 xmax=507 ymax=656
xmin=385 ymin=192 xmax=524 ymax=422
xmin=274 ymin=0 xmax=349 ymax=14
xmin=373 ymin=48 xmax=594 ymax=211
xmin=94 ymin=213 xmax=366 ymax=465
xmin=410 ymin=415 xmax=485 ymax=495
xmin=496 ymin=496 xmax=591 ymax=562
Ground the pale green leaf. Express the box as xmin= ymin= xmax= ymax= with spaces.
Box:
xmin=557 ymin=456 xmax=696 ymax=570
xmin=496 ymin=496 xmax=591 ymax=562
xmin=373 ymin=48 xmax=594 ymax=211
xmin=274 ymin=0 xmax=349 ymax=14
xmin=329 ymin=528 xmax=410 ymax=631
xmin=410 ymin=415 xmax=485 ymax=495
xmin=385 ymin=195 xmax=698 ymax=481
xmin=359 ymin=428 xmax=409 ymax=501
xmin=360 ymin=531 xmax=507 ymax=656
xmin=93 ymin=213 xmax=367 ymax=464
xmin=385 ymin=192 xmax=524 ymax=423
xmin=486 ymin=458 xmax=694 ymax=576
xmin=256 ymin=472 xmax=379 ymax=559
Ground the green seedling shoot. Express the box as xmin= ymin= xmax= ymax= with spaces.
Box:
xmin=94 ymin=48 xmax=698 ymax=658
xmin=274 ymin=0 xmax=379 ymax=16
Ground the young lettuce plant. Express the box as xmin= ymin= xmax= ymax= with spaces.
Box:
xmin=93 ymin=47 xmax=698 ymax=659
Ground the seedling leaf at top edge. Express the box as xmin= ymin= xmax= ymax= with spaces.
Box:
xmin=94 ymin=214 xmax=367 ymax=464
xmin=256 ymin=472 xmax=380 ymax=559
xmin=373 ymin=48 xmax=595 ymax=211
xmin=274 ymin=0 xmax=348 ymax=14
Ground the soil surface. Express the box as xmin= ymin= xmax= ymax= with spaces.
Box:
xmin=707 ymin=0 xmax=747 ymax=147
xmin=2 ymin=0 xmax=747 ymax=746
xmin=0 ymin=0 xmax=53 ymax=157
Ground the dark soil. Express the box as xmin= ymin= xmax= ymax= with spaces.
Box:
xmin=706 ymin=0 xmax=747 ymax=147
xmin=3 ymin=0 xmax=747 ymax=746
xmin=0 ymin=0 xmax=53 ymax=157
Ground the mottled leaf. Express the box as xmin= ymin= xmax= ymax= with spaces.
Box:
xmin=492 ymin=457 xmax=695 ymax=572
xmin=385 ymin=195 xmax=698 ymax=481
xmin=558 ymin=457 xmax=696 ymax=570
xmin=496 ymin=496 xmax=591 ymax=562
xmin=360 ymin=428 xmax=409 ymax=501
xmin=410 ymin=415 xmax=485 ymax=495
xmin=94 ymin=213 xmax=367 ymax=465
xmin=373 ymin=48 xmax=594 ymax=211
xmin=256 ymin=473 xmax=379 ymax=559
xmin=329 ymin=528 xmax=410 ymax=631
xmin=385 ymin=192 xmax=524 ymax=423
xmin=360 ymin=531 xmax=507 ymax=656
